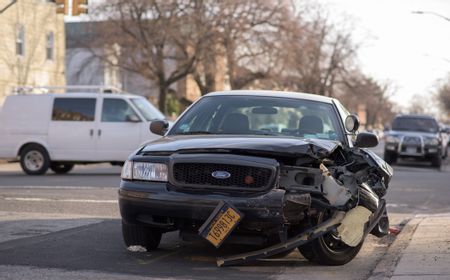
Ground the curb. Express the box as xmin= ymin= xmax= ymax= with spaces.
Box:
xmin=367 ymin=217 xmax=423 ymax=280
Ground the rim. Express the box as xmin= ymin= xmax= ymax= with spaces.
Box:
xmin=317 ymin=212 xmax=352 ymax=254
xmin=320 ymin=231 xmax=350 ymax=254
xmin=24 ymin=150 xmax=44 ymax=171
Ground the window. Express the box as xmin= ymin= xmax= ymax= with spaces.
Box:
xmin=130 ymin=98 xmax=165 ymax=121
xmin=170 ymin=95 xmax=344 ymax=142
xmin=46 ymin=32 xmax=54 ymax=60
xmin=52 ymin=98 xmax=96 ymax=121
xmin=101 ymin=98 xmax=140 ymax=122
xmin=16 ymin=25 xmax=25 ymax=56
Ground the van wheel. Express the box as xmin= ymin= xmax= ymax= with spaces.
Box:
xmin=122 ymin=221 xmax=162 ymax=251
xmin=20 ymin=144 xmax=50 ymax=175
xmin=383 ymin=151 xmax=397 ymax=165
xmin=50 ymin=162 xmax=74 ymax=174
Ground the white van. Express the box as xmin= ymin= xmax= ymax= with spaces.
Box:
xmin=0 ymin=89 xmax=166 ymax=175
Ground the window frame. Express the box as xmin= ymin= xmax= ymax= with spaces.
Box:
xmin=16 ymin=25 xmax=25 ymax=57
xmin=46 ymin=31 xmax=54 ymax=61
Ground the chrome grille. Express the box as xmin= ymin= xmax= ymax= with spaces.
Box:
xmin=172 ymin=162 xmax=272 ymax=189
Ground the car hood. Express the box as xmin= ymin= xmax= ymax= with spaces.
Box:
xmin=388 ymin=130 xmax=438 ymax=138
xmin=140 ymin=135 xmax=342 ymax=159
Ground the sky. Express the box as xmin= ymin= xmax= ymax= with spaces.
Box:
xmin=321 ymin=0 xmax=450 ymax=108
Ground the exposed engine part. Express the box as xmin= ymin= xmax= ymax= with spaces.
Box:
xmin=320 ymin=163 xmax=352 ymax=206
xmin=337 ymin=206 xmax=372 ymax=247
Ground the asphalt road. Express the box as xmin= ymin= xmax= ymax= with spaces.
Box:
xmin=0 ymin=144 xmax=449 ymax=279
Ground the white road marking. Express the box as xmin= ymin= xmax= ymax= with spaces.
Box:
xmin=3 ymin=197 xmax=117 ymax=204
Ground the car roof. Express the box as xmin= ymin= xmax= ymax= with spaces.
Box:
xmin=206 ymin=90 xmax=335 ymax=104
xmin=394 ymin=114 xmax=436 ymax=120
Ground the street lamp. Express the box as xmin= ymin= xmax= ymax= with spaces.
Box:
xmin=412 ymin=10 xmax=450 ymax=22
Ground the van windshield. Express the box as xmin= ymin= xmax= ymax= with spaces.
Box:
xmin=130 ymin=98 xmax=165 ymax=121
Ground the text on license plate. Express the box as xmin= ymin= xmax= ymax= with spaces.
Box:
xmin=198 ymin=202 xmax=243 ymax=248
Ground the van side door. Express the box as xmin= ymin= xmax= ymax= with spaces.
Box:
xmin=48 ymin=97 xmax=98 ymax=161
xmin=96 ymin=97 xmax=141 ymax=161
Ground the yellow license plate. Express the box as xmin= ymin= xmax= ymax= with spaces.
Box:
xmin=199 ymin=202 xmax=243 ymax=248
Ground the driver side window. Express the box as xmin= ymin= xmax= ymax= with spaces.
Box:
xmin=101 ymin=98 xmax=139 ymax=122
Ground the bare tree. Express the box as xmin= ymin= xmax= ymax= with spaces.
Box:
xmin=89 ymin=0 xmax=213 ymax=113
xmin=188 ymin=0 xmax=289 ymax=95
xmin=340 ymin=71 xmax=396 ymax=127
xmin=275 ymin=5 xmax=358 ymax=97
xmin=437 ymin=74 xmax=450 ymax=117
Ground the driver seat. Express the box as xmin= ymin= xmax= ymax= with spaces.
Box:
xmin=298 ymin=115 xmax=323 ymax=134
xmin=220 ymin=113 xmax=250 ymax=134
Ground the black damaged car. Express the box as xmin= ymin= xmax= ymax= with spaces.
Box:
xmin=119 ymin=90 xmax=393 ymax=267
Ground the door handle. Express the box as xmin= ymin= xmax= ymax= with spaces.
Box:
xmin=89 ymin=129 xmax=94 ymax=136
xmin=98 ymin=129 xmax=102 ymax=137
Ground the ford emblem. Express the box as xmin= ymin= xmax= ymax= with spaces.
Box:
xmin=211 ymin=171 xmax=231 ymax=179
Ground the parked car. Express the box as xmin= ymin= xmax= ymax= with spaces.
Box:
xmin=119 ymin=90 xmax=393 ymax=267
xmin=384 ymin=115 xmax=447 ymax=168
xmin=0 ymin=90 xmax=166 ymax=175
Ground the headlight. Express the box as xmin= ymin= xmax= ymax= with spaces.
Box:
xmin=121 ymin=160 xmax=133 ymax=179
xmin=121 ymin=160 xmax=168 ymax=182
xmin=424 ymin=137 xmax=439 ymax=146
xmin=385 ymin=135 xmax=399 ymax=143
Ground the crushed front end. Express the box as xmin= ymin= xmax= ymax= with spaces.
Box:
xmin=119 ymin=136 xmax=393 ymax=266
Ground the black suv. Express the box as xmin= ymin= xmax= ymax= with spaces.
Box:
xmin=384 ymin=114 xmax=447 ymax=168
xmin=119 ymin=91 xmax=393 ymax=266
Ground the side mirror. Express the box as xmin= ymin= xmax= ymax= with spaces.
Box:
xmin=345 ymin=114 xmax=360 ymax=133
xmin=354 ymin=132 xmax=379 ymax=148
xmin=126 ymin=114 xmax=141 ymax=122
xmin=150 ymin=120 xmax=169 ymax=136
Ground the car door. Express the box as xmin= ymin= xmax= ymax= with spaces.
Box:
xmin=96 ymin=97 xmax=142 ymax=161
xmin=48 ymin=97 xmax=98 ymax=161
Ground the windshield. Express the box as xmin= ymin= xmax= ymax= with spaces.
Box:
xmin=130 ymin=98 xmax=165 ymax=121
xmin=169 ymin=95 xmax=344 ymax=141
xmin=392 ymin=117 xmax=439 ymax=133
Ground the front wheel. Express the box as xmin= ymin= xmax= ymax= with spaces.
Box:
xmin=122 ymin=222 xmax=162 ymax=251
xmin=20 ymin=144 xmax=50 ymax=175
xmin=298 ymin=212 xmax=364 ymax=265
xmin=383 ymin=151 xmax=397 ymax=165
xmin=431 ymin=154 xmax=442 ymax=169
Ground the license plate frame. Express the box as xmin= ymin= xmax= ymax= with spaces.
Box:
xmin=198 ymin=201 xmax=243 ymax=248
xmin=406 ymin=147 xmax=417 ymax=154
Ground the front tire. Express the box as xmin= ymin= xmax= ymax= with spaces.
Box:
xmin=431 ymin=154 xmax=442 ymax=169
xmin=50 ymin=162 xmax=74 ymax=174
xmin=298 ymin=211 xmax=364 ymax=265
xmin=122 ymin=222 xmax=162 ymax=251
xmin=20 ymin=144 xmax=50 ymax=175
xmin=384 ymin=151 xmax=397 ymax=165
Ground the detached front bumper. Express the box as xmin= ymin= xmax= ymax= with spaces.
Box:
xmin=119 ymin=180 xmax=286 ymax=230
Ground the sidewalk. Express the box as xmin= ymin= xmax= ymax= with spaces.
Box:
xmin=370 ymin=214 xmax=450 ymax=280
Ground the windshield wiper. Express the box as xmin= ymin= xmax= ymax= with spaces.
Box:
xmin=177 ymin=131 xmax=215 ymax=135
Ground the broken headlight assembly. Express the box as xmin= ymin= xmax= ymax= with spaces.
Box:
xmin=121 ymin=160 xmax=168 ymax=182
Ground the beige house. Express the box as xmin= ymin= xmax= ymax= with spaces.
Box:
xmin=0 ymin=0 xmax=65 ymax=105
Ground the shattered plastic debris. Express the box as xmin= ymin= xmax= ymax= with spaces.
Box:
xmin=389 ymin=226 xmax=401 ymax=235
xmin=127 ymin=245 xmax=147 ymax=252
xmin=337 ymin=206 xmax=372 ymax=247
